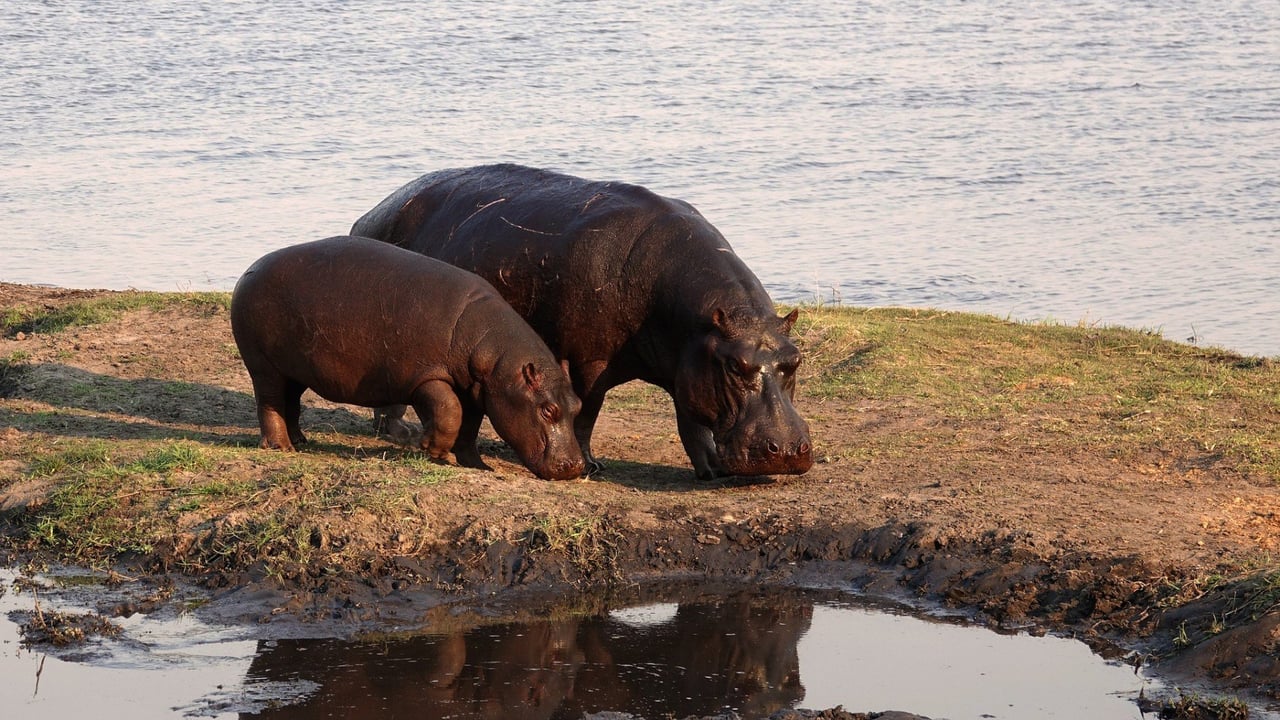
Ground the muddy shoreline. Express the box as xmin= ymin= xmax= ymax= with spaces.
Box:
xmin=181 ymin=502 xmax=1280 ymax=708
xmin=3 ymin=283 xmax=1279 ymax=716
xmin=0 ymin=540 xmax=1242 ymax=720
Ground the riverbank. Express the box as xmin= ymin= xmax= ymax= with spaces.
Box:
xmin=2 ymin=282 xmax=1278 ymax=714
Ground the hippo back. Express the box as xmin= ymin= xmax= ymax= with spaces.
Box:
xmin=352 ymin=165 xmax=813 ymax=479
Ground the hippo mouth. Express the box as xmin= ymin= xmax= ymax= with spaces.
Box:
xmin=534 ymin=457 xmax=587 ymax=481
xmin=526 ymin=441 xmax=586 ymax=481
xmin=715 ymin=439 xmax=813 ymax=477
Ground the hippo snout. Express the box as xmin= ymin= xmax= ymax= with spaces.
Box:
xmin=537 ymin=454 xmax=587 ymax=481
xmin=720 ymin=433 xmax=814 ymax=477
xmin=766 ymin=438 xmax=812 ymax=463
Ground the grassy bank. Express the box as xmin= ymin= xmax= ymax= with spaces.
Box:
xmin=2 ymin=288 xmax=1277 ymax=578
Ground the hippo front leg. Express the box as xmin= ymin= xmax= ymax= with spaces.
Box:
xmin=675 ymin=406 xmax=724 ymax=480
xmin=408 ymin=381 xmax=464 ymax=462
xmin=574 ymin=393 xmax=607 ymax=476
xmin=572 ymin=360 xmax=612 ymax=476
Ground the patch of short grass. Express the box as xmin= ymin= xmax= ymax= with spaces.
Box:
xmin=791 ymin=306 xmax=1280 ymax=479
xmin=1 ymin=350 xmax=31 ymax=385
xmin=397 ymin=454 xmax=459 ymax=486
xmin=28 ymin=473 xmax=162 ymax=557
xmin=603 ymin=381 xmax=669 ymax=412
xmin=524 ymin=514 xmax=620 ymax=578
xmin=1 ymin=291 xmax=229 ymax=337
xmin=6 ymin=436 xmax=462 ymax=571
xmin=128 ymin=441 xmax=215 ymax=475
xmin=24 ymin=440 xmax=213 ymax=482
xmin=26 ymin=441 xmax=115 ymax=478
xmin=1142 ymin=689 xmax=1249 ymax=720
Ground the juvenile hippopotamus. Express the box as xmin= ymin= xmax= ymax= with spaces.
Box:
xmin=229 ymin=235 xmax=585 ymax=481
xmin=351 ymin=164 xmax=813 ymax=479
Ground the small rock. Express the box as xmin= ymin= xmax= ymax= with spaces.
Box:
xmin=14 ymin=331 xmax=25 ymax=340
xmin=696 ymin=533 xmax=721 ymax=545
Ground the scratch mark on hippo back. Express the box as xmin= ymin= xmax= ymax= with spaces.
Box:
xmin=580 ymin=192 xmax=608 ymax=214
xmin=449 ymin=197 xmax=507 ymax=242
xmin=500 ymin=216 xmax=559 ymax=236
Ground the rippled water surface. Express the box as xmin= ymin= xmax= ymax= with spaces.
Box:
xmin=2 ymin=1 xmax=1278 ymax=354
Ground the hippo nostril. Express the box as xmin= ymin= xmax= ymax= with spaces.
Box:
xmin=767 ymin=441 xmax=780 ymax=455
xmin=798 ymin=441 xmax=811 ymax=455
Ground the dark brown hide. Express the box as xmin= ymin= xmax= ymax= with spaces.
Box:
xmin=352 ymin=164 xmax=812 ymax=479
xmin=229 ymin=236 xmax=583 ymax=480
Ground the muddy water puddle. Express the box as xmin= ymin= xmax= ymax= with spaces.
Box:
xmin=2 ymin=570 xmax=1172 ymax=719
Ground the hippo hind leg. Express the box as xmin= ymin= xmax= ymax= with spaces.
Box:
xmin=409 ymin=380 xmax=465 ymax=464
xmin=374 ymin=403 xmax=418 ymax=446
xmin=283 ymin=379 xmax=308 ymax=447
xmin=249 ymin=371 xmax=304 ymax=451
xmin=450 ymin=400 xmax=492 ymax=471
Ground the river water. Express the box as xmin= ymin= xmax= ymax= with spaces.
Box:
xmin=2 ymin=0 xmax=1278 ymax=355
xmin=1 ymin=572 xmax=1166 ymax=720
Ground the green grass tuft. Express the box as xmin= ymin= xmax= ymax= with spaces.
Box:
xmin=128 ymin=442 xmax=214 ymax=475
xmin=2 ymin=291 xmax=229 ymax=337
xmin=26 ymin=442 xmax=115 ymax=478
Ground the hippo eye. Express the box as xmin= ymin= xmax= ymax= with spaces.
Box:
xmin=729 ymin=356 xmax=758 ymax=378
xmin=539 ymin=403 xmax=561 ymax=423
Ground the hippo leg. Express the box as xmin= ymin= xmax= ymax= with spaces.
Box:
xmin=676 ymin=406 xmax=724 ymax=480
xmin=450 ymin=400 xmax=492 ymax=470
xmin=373 ymin=403 xmax=418 ymax=446
xmin=283 ymin=379 xmax=308 ymax=446
xmin=573 ymin=393 xmax=606 ymax=475
xmin=249 ymin=372 xmax=299 ymax=451
xmin=409 ymin=380 xmax=464 ymax=462
xmin=571 ymin=360 xmax=612 ymax=475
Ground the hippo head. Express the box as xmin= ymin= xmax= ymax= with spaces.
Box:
xmin=674 ymin=307 xmax=814 ymax=478
xmin=485 ymin=357 xmax=586 ymax=480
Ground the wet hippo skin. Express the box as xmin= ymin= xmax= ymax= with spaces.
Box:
xmin=352 ymin=164 xmax=813 ymax=479
xmin=230 ymin=235 xmax=584 ymax=480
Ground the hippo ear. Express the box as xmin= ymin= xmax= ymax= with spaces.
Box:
xmin=779 ymin=308 xmax=799 ymax=335
xmin=522 ymin=362 xmax=544 ymax=392
xmin=710 ymin=307 xmax=735 ymax=338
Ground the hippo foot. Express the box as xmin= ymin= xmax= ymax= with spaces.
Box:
xmin=694 ymin=466 xmax=728 ymax=481
xmin=583 ymin=456 xmax=605 ymax=477
xmin=259 ymin=437 xmax=296 ymax=452
xmin=377 ymin=417 xmax=420 ymax=447
xmin=691 ymin=453 xmax=726 ymax=481
xmin=453 ymin=448 xmax=493 ymax=471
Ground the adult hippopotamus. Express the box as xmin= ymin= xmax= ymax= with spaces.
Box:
xmin=351 ymin=164 xmax=812 ymax=479
xmin=229 ymin=235 xmax=585 ymax=481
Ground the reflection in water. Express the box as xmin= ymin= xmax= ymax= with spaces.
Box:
xmin=243 ymin=592 xmax=811 ymax=720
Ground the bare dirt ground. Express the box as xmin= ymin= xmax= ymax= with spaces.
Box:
xmin=2 ymin=282 xmax=1278 ymax=715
